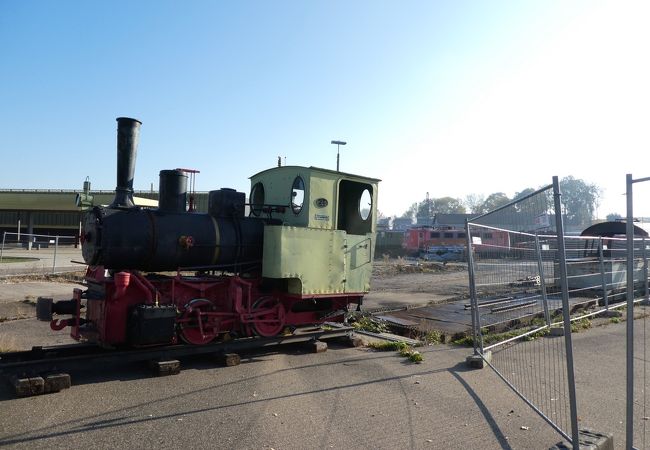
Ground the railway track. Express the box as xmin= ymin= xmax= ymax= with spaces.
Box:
xmin=0 ymin=324 xmax=354 ymax=398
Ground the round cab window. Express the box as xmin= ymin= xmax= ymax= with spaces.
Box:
xmin=250 ymin=182 xmax=265 ymax=216
xmin=291 ymin=176 xmax=305 ymax=214
xmin=359 ymin=188 xmax=372 ymax=221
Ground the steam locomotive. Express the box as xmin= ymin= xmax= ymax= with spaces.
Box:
xmin=37 ymin=118 xmax=379 ymax=347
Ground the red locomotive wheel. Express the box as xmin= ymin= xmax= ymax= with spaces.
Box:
xmin=178 ymin=298 xmax=219 ymax=345
xmin=251 ymin=297 xmax=286 ymax=337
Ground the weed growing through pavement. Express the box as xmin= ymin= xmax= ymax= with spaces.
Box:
xmin=570 ymin=318 xmax=592 ymax=333
xmin=367 ymin=340 xmax=423 ymax=363
xmin=368 ymin=341 xmax=410 ymax=351
xmin=422 ymin=330 xmax=442 ymax=344
xmin=351 ymin=316 xmax=388 ymax=334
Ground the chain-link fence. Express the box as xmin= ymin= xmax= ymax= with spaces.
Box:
xmin=0 ymin=232 xmax=82 ymax=276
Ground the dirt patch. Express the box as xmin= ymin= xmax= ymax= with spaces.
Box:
xmin=0 ymin=281 xmax=81 ymax=322
xmin=0 ymin=271 xmax=86 ymax=284
xmin=369 ymin=261 xmax=468 ymax=299
xmin=372 ymin=260 xmax=465 ymax=277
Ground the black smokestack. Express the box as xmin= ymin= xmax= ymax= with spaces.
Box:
xmin=111 ymin=117 xmax=142 ymax=208
xmin=159 ymin=169 xmax=188 ymax=213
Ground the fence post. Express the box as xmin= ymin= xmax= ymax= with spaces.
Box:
xmin=0 ymin=231 xmax=5 ymax=264
xmin=625 ymin=173 xmax=635 ymax=450
xmin=643 ymin=237 xmax=649 ymax=303
xmin=465 ymin=220 xmax=482 ymax=354
xmin=534 ymin=234 xmax=551 ymax=326
xmin=598 ymin=238 xmax=609 ymax=310
xmin=52 ymin=236 xmax=59 ymax=274
xmin=552 ymin=176 xmax=580 ymax=449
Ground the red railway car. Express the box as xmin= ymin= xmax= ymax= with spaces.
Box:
xmin=403 ymin=226 xmax=510 ymax=255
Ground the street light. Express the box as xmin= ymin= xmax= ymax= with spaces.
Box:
xmin=331 ymin=140 xmax=347 ymax=171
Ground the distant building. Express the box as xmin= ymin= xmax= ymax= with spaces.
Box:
xmin=392 ymin=217 xmax=413 ymax=231
xmin=376 ymin=217 xmax=391 ymax=230
xmin=0 ymin=186 xmax=209 ymax=240
xmin=431 ymin=213 xmax=474 ymax=229
xmin=415 ymin=215 xmax=433 ymax=226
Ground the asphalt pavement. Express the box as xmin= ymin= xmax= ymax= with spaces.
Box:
xmin=0 ymin=339 xmax=565 ymax=449
xmin=3 ymin=312 xmax=647 ymax=449
xmin=0 ymin=255 xmax=645 ymax=448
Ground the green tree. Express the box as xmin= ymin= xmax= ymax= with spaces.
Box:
xmin=432 ymin=197 xmax=466 ymax=214
xmin=512 ymin=188 xmax=536 ymax=202
xmin=404 ymin=195 xmax=467 ymax=224
xmin=606 ymin=212 xmax=622 ymax=222
xmin=478 ymin=192 xmax=510 ymax=214
xmin=416 ymin=197 xmax=434 ymax=224
xmin=511 ymin=188 xmax=538 ymax=214
xmin=400 ymin=202 xmax=418 ymax=220
xmin=560 ymin=176 xmax=601 ymax=227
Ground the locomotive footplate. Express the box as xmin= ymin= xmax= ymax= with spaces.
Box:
xmin=0 ymin=324 xmax=354 ymax=397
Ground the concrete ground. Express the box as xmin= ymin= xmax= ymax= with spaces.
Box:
xmin=0 ymin=247 xmax=83 ymax=277
xmin=0 ymin=261 xmax=647 ymax=448
xmin=0 ymin=338 xmax=564 ymax=449
xmin=1 ymin=301 xmax=645 ymax=448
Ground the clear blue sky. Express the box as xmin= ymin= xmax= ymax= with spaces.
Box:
xmin=2 ymin=1 xmax=649 ymax=218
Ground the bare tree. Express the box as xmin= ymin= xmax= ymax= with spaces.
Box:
xmin=464 ymin=194 xmax=485 ymax=214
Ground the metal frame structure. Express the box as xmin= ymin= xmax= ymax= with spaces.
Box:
xmin=466 ymin=177 xmax=580 ymax=447
xmin=0 ymin=231 xmax=77 ymax=273
xmin=625 ymin=173 xmax=650 ymax=450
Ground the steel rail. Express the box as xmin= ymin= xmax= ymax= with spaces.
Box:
xmin=0 ymin=325 xmax=353 ymax=376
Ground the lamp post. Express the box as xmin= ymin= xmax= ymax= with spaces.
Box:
xmin=331 ymin=140 xmax=347 ymax=171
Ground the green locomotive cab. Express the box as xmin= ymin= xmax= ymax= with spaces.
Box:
xmin=250 ymin=166 xmax=380 ymax=296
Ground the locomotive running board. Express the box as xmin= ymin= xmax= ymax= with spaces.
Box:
xmin=0 ymin=324 xmax=353 ymax=396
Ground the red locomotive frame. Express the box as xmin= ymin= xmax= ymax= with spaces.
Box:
xmin=50 ymin=266 xmax=359 ymax=347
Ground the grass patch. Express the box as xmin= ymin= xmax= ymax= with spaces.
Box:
xmin=368 ymin=340 xmax=423 ymax=363
xmin=422 ymin=330 xmax=442 ymax=345
xmin=610 ymin=317 xmax=621 ymax=324
xmin=452 ymin=334 xmax=475 ymax=347
xmin=530 ymin=317 xmax=548 ymax=327
xmin=368 ymin=341 xmax=410 ymax=351
xmin=523 ymin=328 xmax=550 ymax=341
xmin=399 ymin=347 xmax=423 ymax=363
xmin=3 ymin=271 xmax=86 ymax=284
xmin=0 ymin=256 xmax=39 ymax=264
xmin=571 ymin=318 xmax=592 ymax=333
xmin=452 ymin=326 xmax=550 ymax=347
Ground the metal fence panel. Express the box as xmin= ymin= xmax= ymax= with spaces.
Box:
xmin=467 ymin=180 xmax=580 ymax=445
xmin=625 ymin=174 xmax=650 ymax=450
xmin=0 ymin=232 xmax=81 ymax=276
